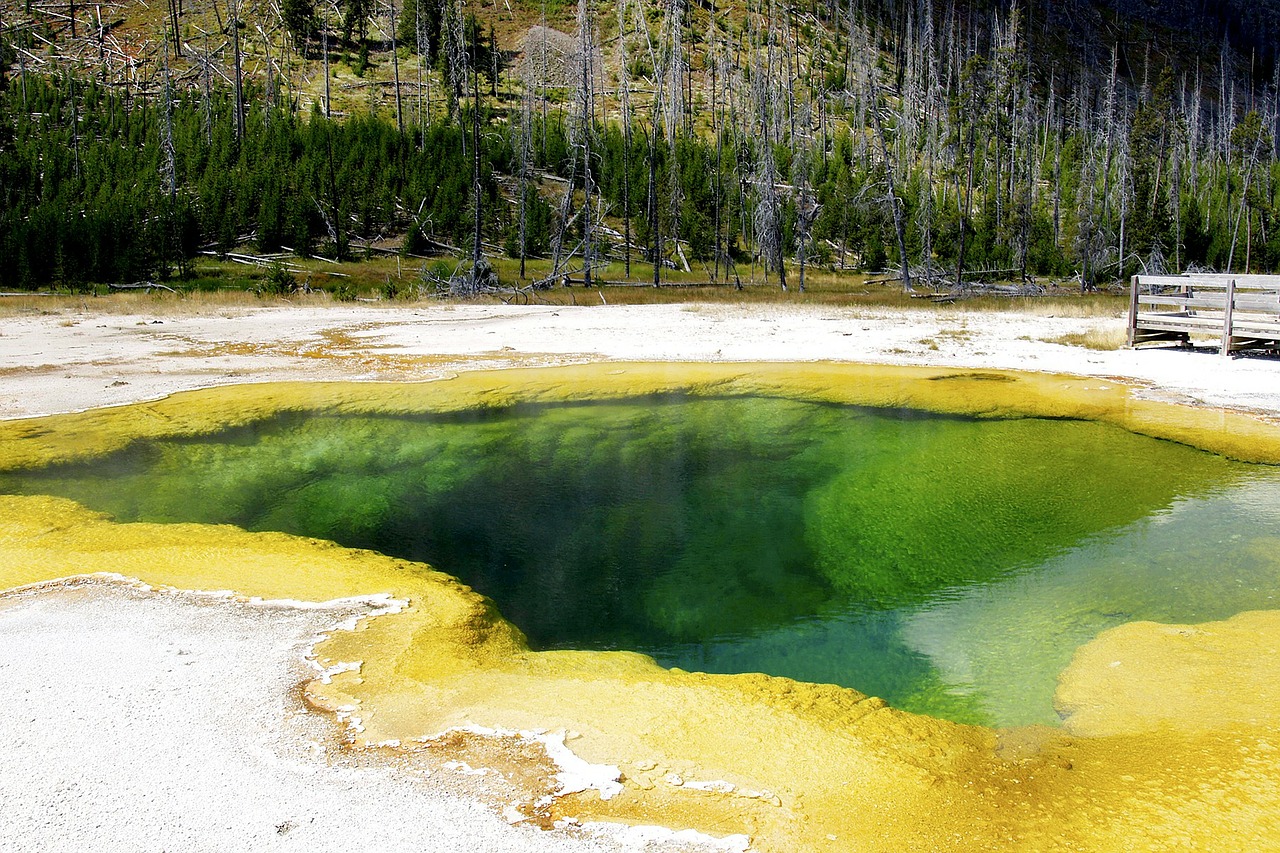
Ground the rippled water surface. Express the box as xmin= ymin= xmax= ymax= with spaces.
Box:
xmin=5 ymin=394 xmax=1279 ymax=726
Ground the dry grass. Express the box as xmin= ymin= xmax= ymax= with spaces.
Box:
xmin=0 ymin=280 xmax=1133 ymax=318
xmin=0 ymin=288 xmax=372 ymax=318
xmin=1045 ymin=327 xmax=1129 ymax=351
xmin=1 ymin=253 xmax=1135 ymax=318
xmin=994 ymin=293 xmax=1129 ymax=318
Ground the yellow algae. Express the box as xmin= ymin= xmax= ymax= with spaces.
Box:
xmin=0 ymin=493 xmax=996 ymax=849
xmin=7 ymin=493 xmax=1280 ymax=850
xmin=3 ymin=362 xmax=1280 ymax=850
xmin=0 ymin=494 xmax=455 ymax=607
xmin=2 ymin=362 xmax=1280 ymax=471
xmin=1056 ymin=609 xmax=1280 ymax=738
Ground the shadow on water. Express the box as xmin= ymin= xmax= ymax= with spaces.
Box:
xmin=3 ymin=393 xmax=1278 ymax=726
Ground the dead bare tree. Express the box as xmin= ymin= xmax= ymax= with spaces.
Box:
xmin=954 ymin=54 xmax=983 ymax=289
xmin=633 ymin=0 xmax=664 ymax=286
xmin=160 ymin=40 xmax=176 ymax=200
xmin=231 ymin=0 xmax=245 ymax=140
xmin=321 ymin=4 xmax=331 ymax=117
xmin=414 ymin=0 xmax=429 ymax=132
xmin=467 ymin=25 xmax=483 ymax=293
xmin=706 ymin=7 xmax=725 ymax=282
xmin=659 ymin=0 xmax=686 ymax=144
xmin=443 ymin=0 xmax=466 ymax=127
xmin=750 ymin=0 xmax=786 ymax=290
xmin=795 ymin=142 xmax=819 ymax=293
xmin=512 ymin=70 xmax=534 ymax=279
xmin=1227 ymin=112 xmax=1271 ymax=272
xmin=615 ymin=0 xmax=633 ymax=277
xmin=1075 ymin=137 xmax=1105 ymax=291
xmin=659 ymin=0 xmax=686 ymax=272
xmin=389 ymin=0 xmax=403 ymax=132
xmin=869 ymin=80 xmax=911 ymax=293
xmin=574 ymin=0 xmax=598 ymax=287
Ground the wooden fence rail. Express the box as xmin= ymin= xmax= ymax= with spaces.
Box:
xmin=1128 ymin=274 xmax=1280 ymax=356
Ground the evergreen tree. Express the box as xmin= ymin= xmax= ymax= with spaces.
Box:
xmin=282 ymin=0 xmax=318 ymax=53
xmin=342 ymin=0 xmax=371 ymax=45
xmin=397 ymin=0 xmax=442 ymax=61
xmin=1128 ymin=70 xmax=1180 ymax=261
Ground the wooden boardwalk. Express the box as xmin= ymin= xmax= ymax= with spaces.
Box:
xmin=1128 ymin=274 xmax=1280 ymax=356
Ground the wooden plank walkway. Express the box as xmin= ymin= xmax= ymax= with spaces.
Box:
xmin=1128 ymin=274 xmax=1280 ymax=356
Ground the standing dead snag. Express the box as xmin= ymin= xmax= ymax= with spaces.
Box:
xmin=750 ymin=0 xmax=787 ymax=291
xmin=414 ymin=0 xmax=431 ymax=131
xmin=636 ymin=0 xmax=664 ymax=288
xmin=707 ymin=8 xmax=723 ymax=282
xmin=575 ymin=0 xmax=598 ymax=287
xmin=616 ymin=0 xmax=633 ymax=278
xmin=321 ymin=8 xmax=331 ymax=117
xmin=469 ymin=30 xmax=483 ymax=294
xmin=515 ymin=77 xmax=534 ymax=279
xmin=1227 ymin=110 xmax=1272 ymax=273
xmin=795 ymin=145 xmax=819 ymax=293
xmin=869 ymin=81 xmax=911 ymax=294
xmin=389 ymin=0 xmax=403 ymax=133
xmin=647 ymin=121 xmax=661 ymax=287
xmin=231 ymin=0 xmax=245 ymax=141
xmin=160 ymin=40 xmax=176 ymax=200
xmin=442 ymin=0 xmax=467 ymax=126
xmin=660 ymin=0 xmax=686 ymax=270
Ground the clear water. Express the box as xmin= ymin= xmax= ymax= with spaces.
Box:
xmin=4 ymin=394 xmax=1279 ymax=727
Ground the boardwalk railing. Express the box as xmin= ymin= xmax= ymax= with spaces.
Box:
xmin=1128 ymin=274 xmax=1280 ymax=356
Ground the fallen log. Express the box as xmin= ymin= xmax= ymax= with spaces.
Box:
xmin=108 ymin=281 xmax=179 ymax=294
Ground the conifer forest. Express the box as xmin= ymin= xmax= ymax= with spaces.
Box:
xmin=1 ymin=0 xmax=1279 ymax=293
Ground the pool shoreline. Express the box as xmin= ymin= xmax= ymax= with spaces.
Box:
xmin=2 ymin=302 xmax=1278 ymax=423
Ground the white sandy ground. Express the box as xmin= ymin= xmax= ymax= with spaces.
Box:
xmin=0 ymin=301 xmax=1278 ymax=419
xmin=0 ymin=580 xmax=739 ymax=853
xmin=1 ymin=300 xmax=1279 ymax=851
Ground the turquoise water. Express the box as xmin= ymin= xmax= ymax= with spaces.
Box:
xmin=4 ymin=394 xmax=1279 ymax=726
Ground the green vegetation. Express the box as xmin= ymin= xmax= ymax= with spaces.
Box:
xmin=0 ymin=75 xmax=485 ymax=290
xmin=2 ymin=1 xmax=1279 ymax=295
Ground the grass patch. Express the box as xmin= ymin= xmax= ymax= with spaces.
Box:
xmin=1005 ymin=294 xmax=1128 ymax=318
xmin=0 ymin=252 xmax=1134 ymax=318
xmin=1046 ymin=327 xmax=1129 ymax=351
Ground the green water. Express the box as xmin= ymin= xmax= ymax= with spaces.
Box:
xmin=4 ymin=394 xmax=1279 ymax=727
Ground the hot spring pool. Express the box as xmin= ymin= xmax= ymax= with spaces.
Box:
xmin=5 ymin=391 xmax=1278 ymax=727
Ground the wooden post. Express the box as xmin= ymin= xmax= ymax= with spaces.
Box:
xmin=1221 ymin=277 xmax=1237 ymax=356
xmin=1127 ymin=274 xmax=1140 ymax=347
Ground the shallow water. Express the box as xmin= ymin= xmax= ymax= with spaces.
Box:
xmin=4 ymin=393 xmax=1278 ymax=727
